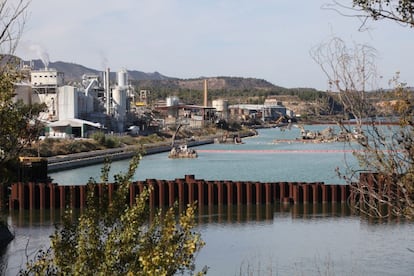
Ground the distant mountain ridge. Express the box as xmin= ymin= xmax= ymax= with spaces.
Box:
xmin=27 ymin=59 xmax=279 ymax=91
xmin=28 ymin=59 xmax=170 ymax=82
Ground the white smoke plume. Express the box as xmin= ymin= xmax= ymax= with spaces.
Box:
xmin=19 ymin=41 xmax=50 ymax=69
xmin=30 ymin=44 xmax=50 ymax=69
xmin=99 ymin=50 xmax=108 ymax=70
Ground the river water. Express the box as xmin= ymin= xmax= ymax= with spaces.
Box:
xmin=2 ymin=126 xmax=414 ymax=275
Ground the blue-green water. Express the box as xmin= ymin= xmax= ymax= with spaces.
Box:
xmin=3 ymin=126 xmax=414 ymax=275
xmin=49 ymin=126 xmax=357 ymax=185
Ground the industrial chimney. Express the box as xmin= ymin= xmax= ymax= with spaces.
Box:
xmin=203 ymin=79 xmax=208 ymax=107
xmin=105 ymin=67 xmax=111 ymax=115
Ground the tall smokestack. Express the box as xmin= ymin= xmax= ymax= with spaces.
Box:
xmin=105 ymin=67 xmax=111 ymax=115
xmin=203 ymin=79 xmax=208 ymax=107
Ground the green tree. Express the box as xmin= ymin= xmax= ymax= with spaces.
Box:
xmin=0 ymin=61 xmax=47 ymax=184
xmin=0 ymin=0 xmax=46 ymax=185
xmin=21 ymin=155 xmax=206 ymax=275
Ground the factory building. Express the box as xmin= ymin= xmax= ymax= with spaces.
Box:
xmin=13 ymin=63 xmax=132 ymax=137
xmin=212 ymin=99 xmax=229 ymax=120
xmin=229 ymin=102 xmax=290 ymax=122
xmin=155 ymin=96 xmax=216 ymax=129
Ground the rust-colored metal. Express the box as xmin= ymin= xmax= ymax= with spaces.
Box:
xmin=8 ymin=175 xmax=366 ymax=210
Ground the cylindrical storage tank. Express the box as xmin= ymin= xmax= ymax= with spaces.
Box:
xmin=212 ymin=99 xmax=229 ymax=120
xmin=113 ymin=88 xmax=126 ymax=114
xmin=166 ymin=96 xmax=179 ymax=107
xmin=212 ymin=99 xmax=228 ymax=112
xmin=117 ymin=69 xmax=128 ymax=88
xmin=113 ymin=87 xmax=127 ymax=132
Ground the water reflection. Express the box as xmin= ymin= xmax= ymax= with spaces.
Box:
xmin=3 ymin=202 xmax=413 ymax=276
xmin=7 ymin=202 xmax=406 ymax=228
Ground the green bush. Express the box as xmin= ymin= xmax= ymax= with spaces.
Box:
xmin=21 ymin=155 xmax=205 ymax=275
xmin=91 ymin=132 xmax=106 ymax=145
xmin=104 ymin=136 xmax=120 ymax=148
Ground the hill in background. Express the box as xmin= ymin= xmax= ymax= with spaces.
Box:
xmin=29 ymin=59 xmax=169 ymax=83
xmin=27 ymin=59 xmax=284 ymax=91
xmin=25 ymin=59 xmax=334 ymax=115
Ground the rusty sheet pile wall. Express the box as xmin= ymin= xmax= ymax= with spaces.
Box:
xmin=8 ymin=175 xmax=353 ymax=211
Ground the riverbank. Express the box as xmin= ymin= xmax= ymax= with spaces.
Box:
xmin=47 ymin=130 xmax=257 ymax=172
xmin=47 ymin=139 xmax=213 ymax=172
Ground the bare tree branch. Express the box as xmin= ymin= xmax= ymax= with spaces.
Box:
xmin=323 ymin=0 xmax=414 ymax=30
xmin=0 ymin=0 xmax=30 ymax=62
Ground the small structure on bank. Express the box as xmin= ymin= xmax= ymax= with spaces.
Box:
xmin=168 ymin=123 xmax=198 ymax=158
xmin=214 ymin=132 xmax=244 ymax=144
xmin=168 ymin=144 xmax=198 ymax=158
xmin=298 ymin=125 xmax=365 ymax=143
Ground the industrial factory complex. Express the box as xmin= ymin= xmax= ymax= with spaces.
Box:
xmin=13 ymin=61 xmax=293 ymax=138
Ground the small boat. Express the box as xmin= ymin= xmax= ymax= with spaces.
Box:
xmin=168 ymin=144 xmax=198 ymax=158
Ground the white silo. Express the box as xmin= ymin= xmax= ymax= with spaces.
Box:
xmin=212 ymin=99 xmax=229 ymax=120
xmin=166 ymin=96 xmax=179 ymax=118
xmin=58 ymin=86 xmax=78 ymax=120
xmin=112 ymin=87 xmax=127 ymax=132
xmin=166 ymin=96 xmax=179 ymax=107
xmin=117 ymin=69 xmax=128 ymax=88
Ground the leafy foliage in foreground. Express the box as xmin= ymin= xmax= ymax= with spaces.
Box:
xmin=0 ymin=62 xmax=47 ymax=184
xmin=20 ymin=154 xmax=205 ymax=275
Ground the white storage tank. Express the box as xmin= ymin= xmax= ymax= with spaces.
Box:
xmin=166 ymin=96 xmax=179 ymax=107
xmin=113 ymin=87 xmax=127 ymax=132
xmin=212 ymin=99 xmax=228 ymax=112
xmin=113 ymin=87 xmax=126 ymax=115
xmin=212 ymin=99 xmax=229 ymax=120
xmin=58 ymin=86 xmax=78 ymax=120
xmin=117 ymin=69 xmax=128 ymax=88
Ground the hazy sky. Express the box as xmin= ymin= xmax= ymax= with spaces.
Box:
xmin=15 ymin=0 xmax=414 ymax=90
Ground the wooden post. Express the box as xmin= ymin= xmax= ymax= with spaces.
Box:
xmin=321 ymin=184 xmax=328 ymax=203
xmin=226 ymin=181 xmax=233 ymax=205
xmin=157 ymin=180 xmax=165 ymax=206
xmin=207 ymin=181 xmax=214 ymax=206
xmin=236 ymin=182 xmax=243 ymax=205
xmin=197 ymin=181 xmax=205 ymax=207
xmin=79 ymin=185 xmax=86 ymax=209
xmin=188 ymin=182 xmax=195 ymax=204
xmin=177 ymin=180 xmax=185 ymax=206
xmin=70 ymin=186 xmax=76 ymax=209
xmin=302 ymin=184 xmax=309 ymax=204
xmin=246 ymin=182 xmax=252 ymax=205
xmin=255 ymin=182 xmax=262 ymax=205
xmin=39 ymin=183 xmax=45 ymax=210
xmin=168 ymin=181 xmax=175 ymax=206
xmin=216 ymin=182 xmax=223 ymax=206
xmin=265 ymin=183 xmax=272 ymax=204
xmin=29 ymin=182 xmax=35 ymax=210
xmin=59 ymin=186 xmax=66 ymax=209
xmin=49 ymin=183 xmax=56 ymax=209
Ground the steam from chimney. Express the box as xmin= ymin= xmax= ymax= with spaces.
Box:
xmin=29 ymin=44 xmax=49 ymax=69
xmin=16 ymin=41 xmax=50 ymax=69
xmin=99 ymin=50 xmax=108 ymax=70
